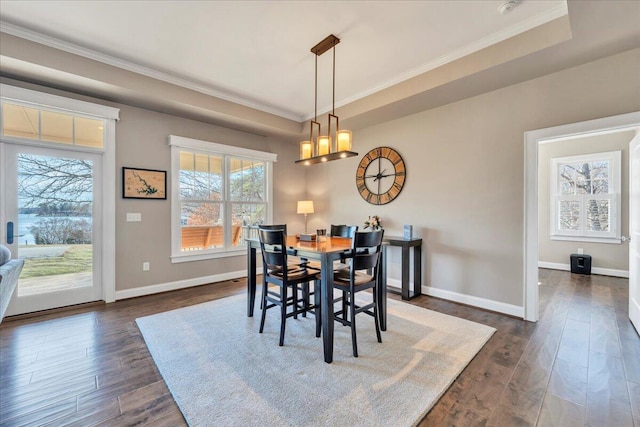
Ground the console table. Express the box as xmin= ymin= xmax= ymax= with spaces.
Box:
xmin=382 ymin=236 xmax=422 ymax=300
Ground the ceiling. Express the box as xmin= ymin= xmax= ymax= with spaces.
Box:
xmin=0 ymin=1 xmax=639 ymax=139
xmin=0 ymin=0 xmax=567 ymax=122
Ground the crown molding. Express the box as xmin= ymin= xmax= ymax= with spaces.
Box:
xmin=0 ymin=21 xmax=304 ymax=122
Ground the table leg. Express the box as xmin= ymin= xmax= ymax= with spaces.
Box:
xmin=414 ymin=245 xmax=422 ymax=297
xmin=247 ymin=245 xmax=256 ymax=317
xmin=402 ymin=245 xmax=410 ymax=300
xmin=320 ymin=255 xmax=334 ymax=363
xmin=379 ymin=247 xmax=387 ymax=331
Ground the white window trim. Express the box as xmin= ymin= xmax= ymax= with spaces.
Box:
xmin=550 ymin=150 xmax=621 ymax=244
xmin=168 ymin=135 xmax=276 ymax=263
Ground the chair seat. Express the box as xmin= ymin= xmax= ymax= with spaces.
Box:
xmin=269 ymin=265 xmax=317 ymax=281
xmin=334 ymin=269 xmax=374 ymax=286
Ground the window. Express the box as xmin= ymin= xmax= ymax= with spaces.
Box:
xmin=550 ymin=151 xmax=621 ymax=243
xmin=169 ymin=135 xmax=276 ymax=262
xmin=2 ymin=101 xmax=105 ymax=149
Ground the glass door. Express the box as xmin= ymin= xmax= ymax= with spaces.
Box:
xmin=1 ymin=143 xmax=102 ymax=315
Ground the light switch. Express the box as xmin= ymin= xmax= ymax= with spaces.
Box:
xmin=127 ymin=213 xmax=142 ymax=222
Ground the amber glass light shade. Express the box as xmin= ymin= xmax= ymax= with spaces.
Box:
xmin=317 ymin=135 xmax=331 ymax=156
xmin=336 ymin=130 xmax=352 ymax=152
xmin=300 ymin=140 xmax=313 ymax=159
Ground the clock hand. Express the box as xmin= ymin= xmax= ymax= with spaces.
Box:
xmin=373 ymin=172 xmax=397 ymax=181
xmin=366 ymin=169 xmax=388 ymax=181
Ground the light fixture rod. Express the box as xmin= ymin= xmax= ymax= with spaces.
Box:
xmin=332 ymin=43 xmax=336 ymax=115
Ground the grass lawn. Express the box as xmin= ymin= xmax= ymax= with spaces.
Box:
xmin=20 ymin=244 xmax=92 ymax=278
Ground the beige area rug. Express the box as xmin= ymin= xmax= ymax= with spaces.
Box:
xmin=136 ymin=294 xmax=495 ymax=427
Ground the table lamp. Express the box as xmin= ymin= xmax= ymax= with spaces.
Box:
xmin=297 ymin=200 xmax=314 ymax=234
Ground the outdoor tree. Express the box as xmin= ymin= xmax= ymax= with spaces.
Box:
xmin=18 ymin=154 xmax=93 ymax=213
xmin=18 ymin=153 xmax=93 ymax=244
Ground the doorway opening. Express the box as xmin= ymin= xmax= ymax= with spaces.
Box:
xmin=524 ymin=112 xmax=640 ymax=322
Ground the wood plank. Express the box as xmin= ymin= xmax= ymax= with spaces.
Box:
xmin=0 ymin=270 xmax=637 ymax=426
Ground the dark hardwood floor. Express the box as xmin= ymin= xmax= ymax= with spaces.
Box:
xmin=1 ymin=269 xmax=638 ymax=426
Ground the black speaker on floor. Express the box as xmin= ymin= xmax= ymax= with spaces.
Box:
xmin=570 ymin=254 xmax=592 ymax=275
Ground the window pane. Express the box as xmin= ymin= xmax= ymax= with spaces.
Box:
xmin=586 ymin=199 xmax=610 ymax=232
xmin=559 ymin=164 xmax=576 ymax=195
xmin=181 ymin=202 xmax=224 ymax=251
xmin=182 ymin=202 xmax=222 ymax=226
xmin=207 ymin=155 xmax=223 ymax=199
xmin=232 ymin=203 xmax=266 ymax=248
xmin=2 ymin=102 xmax=39 ymax=140
xmin=41 ymin=110 xmax=73 ymax=144
xmin=179 ymin=151 xmax=196 ymax=199
xmin=233 ymin=203 xmax=266 ymax=227
xmin=193 ymin=154 xmax=211 ymax=199
xmin=592 ymin=178 xmax=608 ymax=194
xmin=230 ymin=158 xmax=265 ymax=201
xmin=559 ymin=200 xmax=580 ymax=231
xmin=574 ymin=163 xmax=588 ymax=194
xmin=75 ymin=117 xmax=104 ymax=148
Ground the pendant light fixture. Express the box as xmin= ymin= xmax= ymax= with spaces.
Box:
xmin=296 ymin=34 xmax=357 ymax=165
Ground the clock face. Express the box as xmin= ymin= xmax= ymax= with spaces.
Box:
xmin=355 ymin=147 xmax=406 ymax=205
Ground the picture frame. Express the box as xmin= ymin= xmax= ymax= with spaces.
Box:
xmin=122 ymin=167 xmax=167 ymax=200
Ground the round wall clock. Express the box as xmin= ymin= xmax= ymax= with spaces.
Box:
xmin=355 ymin=146 xmax=406 ymax=205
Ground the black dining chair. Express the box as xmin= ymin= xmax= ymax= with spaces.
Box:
xmin=332 ymin=229 xmax=384 ymax=357
xmin=258 ymin=228 xmax=319 ymax=346
xmin=330 ymin=224 xmax=358 ymax=238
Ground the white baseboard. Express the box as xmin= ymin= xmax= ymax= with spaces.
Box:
xmin=538 ymin=261 xmax=629 ymax=278
xmin=387 ymin=278 xmax=524 ymax=318
xmin=114 ymin=269 xmax=255 ymax=300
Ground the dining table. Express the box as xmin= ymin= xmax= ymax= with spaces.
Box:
xmin=245 ymin=235 xmax=387 ymax=363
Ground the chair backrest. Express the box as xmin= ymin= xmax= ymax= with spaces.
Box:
xmin=331 ymin=224 xmax=358 ymax=238
xmin=350 ymin=230 xmax=384 ymax=272
xmin=258 ymin=228 xmax=287 ymax=272
xmin=259 ymin=224 xmax=288 ymax=235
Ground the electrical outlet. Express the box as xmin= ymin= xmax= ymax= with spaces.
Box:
xmin=127 ymin=213 xmax=142 ymax=222
xmin=577 ymin=248 xmax=584 ymax=254
xmin=143 ymin=262 xmax=150 ymax=271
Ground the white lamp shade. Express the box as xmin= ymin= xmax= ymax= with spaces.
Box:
xmin=297 ymin=200 xmax=314 ymax=214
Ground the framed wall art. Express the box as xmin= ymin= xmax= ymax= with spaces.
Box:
xmin=122 ymin=167 xmax=167 ymax=200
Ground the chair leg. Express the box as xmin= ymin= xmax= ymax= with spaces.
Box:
xmin=314 ymin=280 xmax=321 ymax=338
xmin=259 ymin=281 xmax=268 ymax=333
xmin=302 ymin=282 xmax=309 ymax=318
xmin=279 ymin=285 xmax=287 ymax=346
xmin=373 ymin=286 xmax=382 ymax=343
xmin=341 ymin=290 xmax=347 ymax=322
xmin=350 ymin=291 xmax=358 ymax=357
xmin=292 ymin=284 xmax=299 ymax=320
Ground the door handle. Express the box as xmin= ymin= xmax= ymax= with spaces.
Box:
xmin=7 ymin=221 xmax=14 ymax=244
xmin=622 ymin=236 xmax=632 ymax=242
xmin=5 ymin=222 xmax=22 ymax=245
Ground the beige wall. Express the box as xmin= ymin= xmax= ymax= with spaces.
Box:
xmin=0 ymin=77 xmax=308 ymax=293
xmin=307 ymin=48 xmax=640 ymax=307
xmin=538 ymin=131 xmax=635 ymax=271
xmin=114 ymin=105 xmax=306 ymax=291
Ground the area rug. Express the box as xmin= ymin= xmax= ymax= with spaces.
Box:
xmin=136 ymin=294 xmax=495 ymax=427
